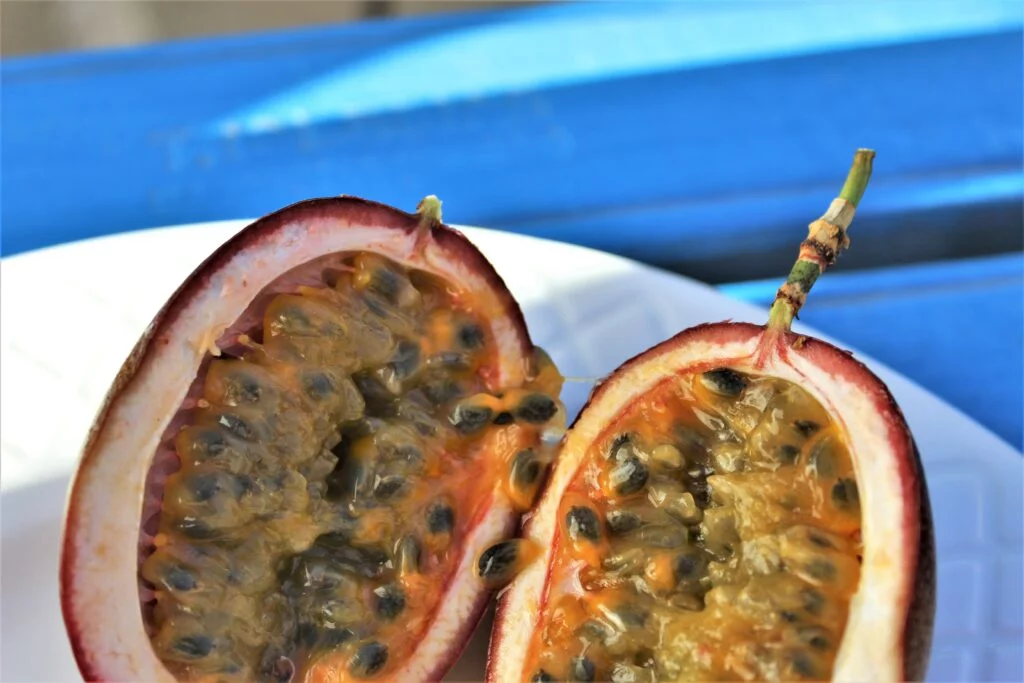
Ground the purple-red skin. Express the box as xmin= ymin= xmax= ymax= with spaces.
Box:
xmin=60 ymin=196 xmax=534 ymax=682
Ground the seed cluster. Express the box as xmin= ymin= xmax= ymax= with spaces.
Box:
xmin=526 ymin=369 xmax=863 ymax=682
xmin=140 ymin=253 xmax=563 ymax=681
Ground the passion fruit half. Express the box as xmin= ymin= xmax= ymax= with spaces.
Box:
xmin=488 ymin=150 xmax=936 ymax=682
xmin=60 ymin=197 xmax=565 ymax=682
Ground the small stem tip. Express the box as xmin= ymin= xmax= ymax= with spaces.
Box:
xmin=767 ymin=148 xmax=875 ymax=332
xmin=417 ymin=195 xmax=443 ymax=226
xmin=839 ymin=148 xmax=875 ymax=208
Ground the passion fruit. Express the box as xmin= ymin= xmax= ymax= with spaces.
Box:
xmin=60 ymin=197 xmax=565 ymax=681
xmin=488 ymin=150 xmax=936 ymax=682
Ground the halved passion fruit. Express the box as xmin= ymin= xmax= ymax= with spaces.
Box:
xmin=488 ymin=150 xmax=936 ymax=682
xmin=60 ymin=197 xmax=565 ymax=682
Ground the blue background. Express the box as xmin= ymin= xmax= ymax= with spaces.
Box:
xmin=2 ymin=1 xmax=1021 ymax=448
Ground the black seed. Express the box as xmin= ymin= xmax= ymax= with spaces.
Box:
xmin=577 ymin=619 xmax=612 ymax=643
xmin=215 ymin=412 xmax=255 ymax=440
xmin=794 ymin=419 xmax=821 ymax=437
xmin=373 ymin=475 xmax=407 ymax=500
xmin=674 ymin=551 xmax=707 ymax=582
xmin=808 ymin=438 xmax=837 ymax=478
xmin=806 ymin=559 xmax=836 ymax=581
xmin=477 ymin=541 xmax=520 ymax=585
xmin=299 ymin=535 xmax=389 ymax=579
xmin=370 ymin=268 xmax=401 ymax=302
xmin=791 ymin=651 xmax=818 ymax=678
xmin=511 ymin=449 xmax=543 ymax=487
xmin=176 ymin=517 xmax=215 ymax=540
xmin=190 ymin=473 xmax=221 ymax=502
xmin=608 ymin=452 xmax=649 ymax=496
xmin=571 ymin=656 xmax=596 ymax=682
xmin=189 ymin=471 xmax=249 ymax=503
xmin=270 ymin=304 xmax=312 ymax=333
xmin=373 ymin=583 xmax=405 ymax=620
xmin=493 ymin=411 xmax=515 ymax=425
xmin=798 ymin=626 xmax=831 ymax=650
xmin=175 ymin=635 xmax=213 ymax=658
xmin=606 ymin=509 xmax=642 ymax=535
xmin=395 ymin=401 xmax=439 ymax=437
xmin=566 ymin=506 xmax=601 ymax=543
xmin=322 ymin=627 xmax=357 ymax=648
xmin=362 ymin=294 xmax=388 ymax=318
xmin=700 ymin=368 xmax=748 ymax=397
xmin=531 ymin=671 xmax=555 ymax=683
xmin=349 ymin=641 xmax=388 ymax=678
xmin=303 ymin=372 xmax=336 ymax=401
xmin=514 ymin=393 xmax=558 ymax=424
xmin=609 ymin=432 xmax=633 ymax=456
xmin=458 ymin=323 xmax=486 ymax=349
xmin=676 ymin=425 xmax=710 ymax=461
xmin=831 ymin=478 xmax=860 ymax=510
xmin=611 ymin=604 xmax=649 ymax=629
xmin=688 ymin=478 xmax=713 ymax=508
xmin=165 ymin=566 xmax=197 ymax=592
xmin=777 ymin=444 xmax=800 ymax=465
xmin=801 ymin=588 xmax=825 ymax=615
xmin=391 ymin=340 xmax=420 ymax=379
xmin=427 ymin=503 xmax=455 ymax=534
xmin=780 ymin=610 xmax=799 ymax=623
xmin=226 ymin=374 xmax=262 ymax=404
xmin=807 ymin=531 xmax=835 ymax=549
xmin=279 ymin=555 xmax=347 ymax=595
xmin=450 ymin=402 xmax=494 ymax=434
xmin=375 ymin=442 xmax=423 ymax=479
xmin=352 ymin=371 xmax=394 ymax=408
xmin=189 ymin=429 xmax=228 ymax=459
xmin=420 ymin=376 xmax=463 ymax=406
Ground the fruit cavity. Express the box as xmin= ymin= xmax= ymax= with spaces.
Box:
xmin=139 ymin=250 xmax=564 ymax=682
xmin=522 ymin=368 xmax=862 ymax=682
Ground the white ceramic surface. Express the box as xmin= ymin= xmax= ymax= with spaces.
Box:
xmin=1 ymin=222 xmax=1020 ymax=682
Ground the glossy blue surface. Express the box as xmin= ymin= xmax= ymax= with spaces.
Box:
xmin=1 ymin=1 xmax=1021 ymax=447
xmin=2 ymin=2 xmax=1021 ymax=270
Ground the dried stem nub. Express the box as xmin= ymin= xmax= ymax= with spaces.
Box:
xmin=767 ymin=149 xmax=875 ymax=331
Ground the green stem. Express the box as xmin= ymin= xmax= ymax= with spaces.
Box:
xmin=767 ymin=149 xmax=875 ymax=331
xmin=839 ymin=149 xmax=874 ymax=207
xmin=417 ymin=195 xmax=443 ymax=226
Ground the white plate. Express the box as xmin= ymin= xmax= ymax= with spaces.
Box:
xmin=1 ymin=222 xmax=1020 ymax=682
